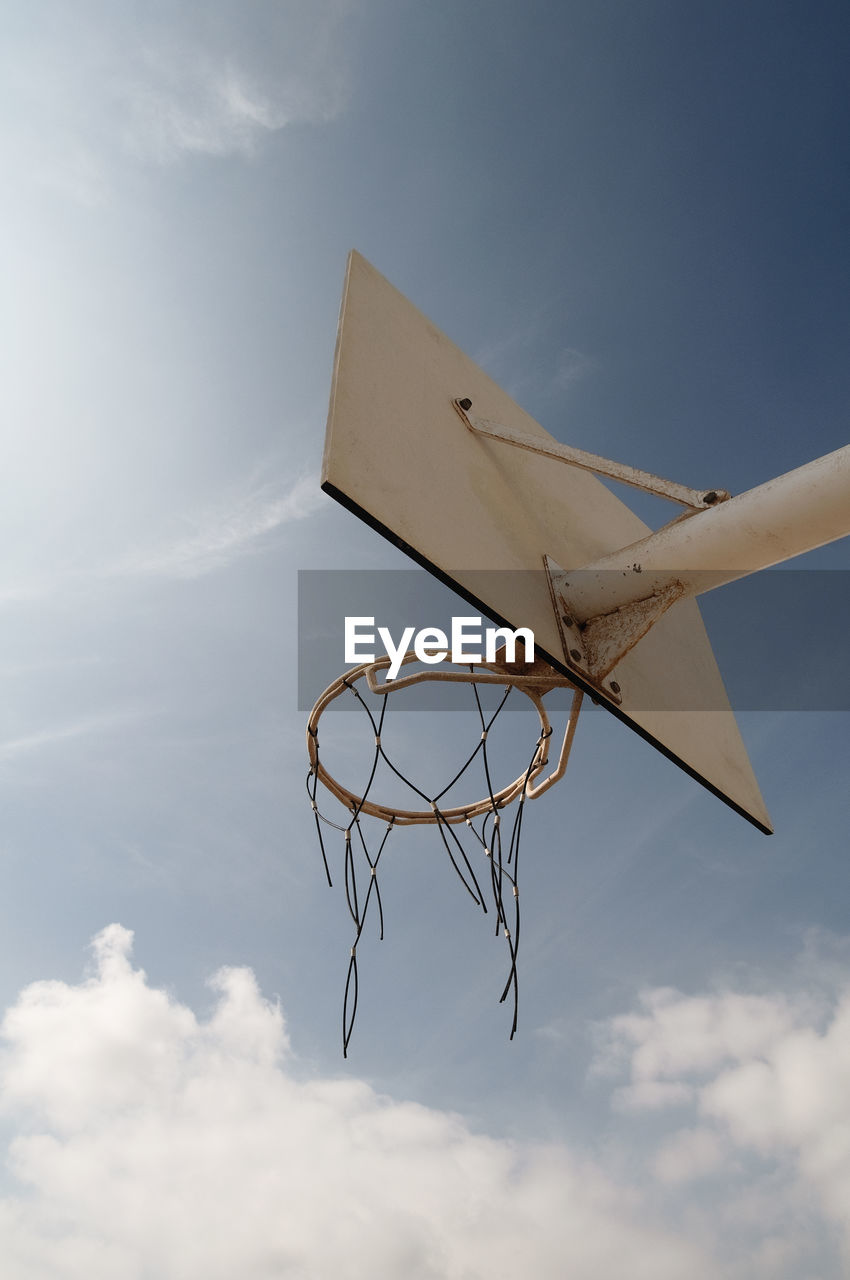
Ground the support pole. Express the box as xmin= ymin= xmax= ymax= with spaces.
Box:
xmin=554 ymin=444 xmax=850 ymax=623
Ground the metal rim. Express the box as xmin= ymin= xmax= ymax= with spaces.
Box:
xmin=306 ymin=652 xmax=582 ymax=826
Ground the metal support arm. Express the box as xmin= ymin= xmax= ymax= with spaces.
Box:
xmin=453 ymin=398 xmax=729 ymax=511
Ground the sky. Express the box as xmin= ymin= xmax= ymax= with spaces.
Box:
xmin=1 ymin=1 xmax=849 ymax=1275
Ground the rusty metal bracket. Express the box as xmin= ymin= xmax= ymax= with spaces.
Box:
xmin=545 ymin=556 xmax=685 ymax=701
xmin=453 ymin=398 xmax=729 ymax=511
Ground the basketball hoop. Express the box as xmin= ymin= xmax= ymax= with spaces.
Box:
xmin=305 ymin=249 xmax=850 ymax=1054
xmin=306 ymin=648 xmax=582 ymax=1054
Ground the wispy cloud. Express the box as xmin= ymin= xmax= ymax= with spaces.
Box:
xmin=0 ymin=710 xmax=148 ymax=764
xmin=118 ymin=49 xmax=328 ymax=166
xmin=0 ymin=656 xmax=104 ymax=679
xmin=474 ymin=316 xmax=595 ymax=408
xmin=0 ymin=582 xmax=60 ymax=610
xmin=0 ymin=471 xmax=325 ymax=604
xmin=0 ymin=1 xmax=353 ymax=202
xmin=554 ymin=345 xmax=594 ymax=390
xmin=113 ymin=472 xmax=325 ymax=580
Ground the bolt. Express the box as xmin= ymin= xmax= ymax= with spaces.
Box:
xmin=569 ymin=648 xmax=582 ymax=662
xmin=457 ymin=397 xmax=472 ymax=412
xmin=609 ymin=680 xmax=621 ymax=695
xmin=702 ymin=491 xmax=718 ymax=505
xmin=561 ymin=614 xmax=575 ymax=628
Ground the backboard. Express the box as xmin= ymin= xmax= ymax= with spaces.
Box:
xmin=321 ymin=251 xmax=771 ymax=833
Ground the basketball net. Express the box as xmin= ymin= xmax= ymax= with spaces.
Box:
xmin=306 ymin=646 xmax=582 ymax=1055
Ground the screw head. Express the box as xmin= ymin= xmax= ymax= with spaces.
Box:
xmin=609 ymin=680 xmax=621 ymax=695
xmin=569 ymin=648 xmax=582 ymax=662
xmin=457 ymin=397 xmax=472 ymax=412
xmin=561 ymin=614 xmax=575 ymax=628
xmin=702 ymin=491 xmax=718 ymax=505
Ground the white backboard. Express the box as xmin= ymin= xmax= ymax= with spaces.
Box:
xmin=321 ymin=251 xmax=771 ymax=833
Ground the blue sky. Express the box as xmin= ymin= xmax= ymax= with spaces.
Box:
xmin=1 ymin=2 xmax=849 ymax=1275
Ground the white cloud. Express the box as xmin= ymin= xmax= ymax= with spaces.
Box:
xmin=601 ymin=985 xmax=801 ymax=1081
xmin=600 ymin=969 xmax=850 ymax=1272
xmin=113 ymin=472 xmax=325 ymax=580
xmin=613 ymin=1078 xmax=694 ymax=1112
xmin=653 ymin=1126 xmax=728 ymax=1184
xmin=0 ymin=926 xmax=723 ymax=1280
xmin=6 ymin=931 xmax=850 ymax=1277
